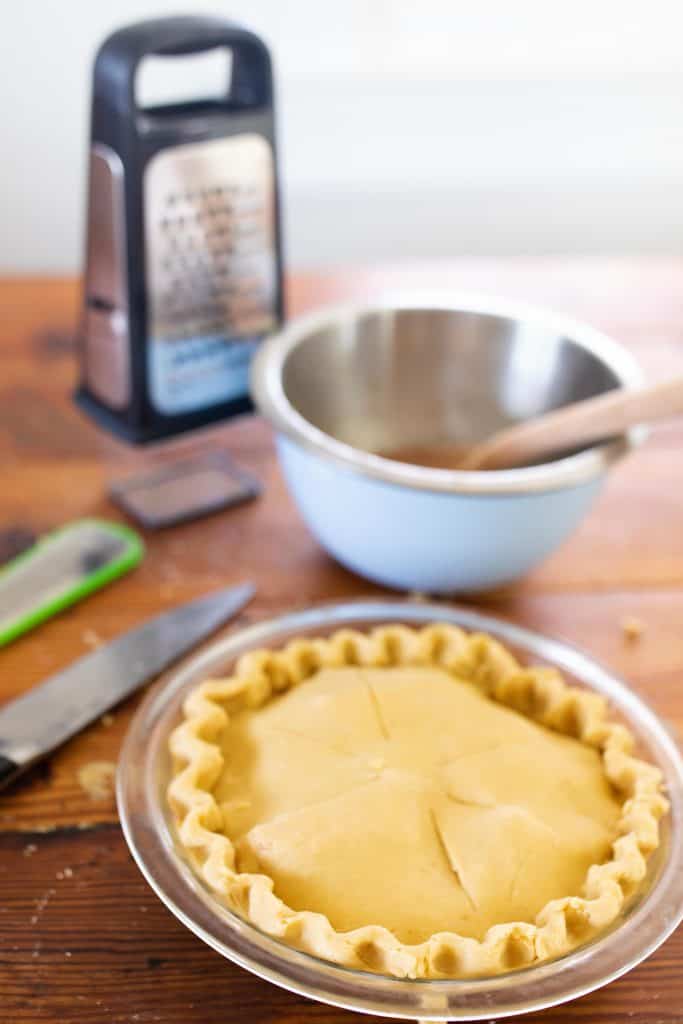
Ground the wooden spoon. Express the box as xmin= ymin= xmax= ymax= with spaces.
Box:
xmin=458 ymin=375 xmax=683 ymax=471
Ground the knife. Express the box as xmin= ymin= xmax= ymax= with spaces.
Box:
xmin=0 ymin=582 xmax=254 ymax=791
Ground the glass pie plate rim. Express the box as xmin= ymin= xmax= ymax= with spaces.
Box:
xmin=117 ymin=599 xmax=683 ymax=1022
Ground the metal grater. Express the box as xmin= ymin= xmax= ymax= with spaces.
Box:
xmin=145 ymin=134 xmax=276 ymax=416
xmin=76 ymin=16 xmax=284 ymax=444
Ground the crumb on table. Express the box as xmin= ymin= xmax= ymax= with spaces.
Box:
xmin=82 ymin=628 xmax=101 ymax=648
xmin=76 ymin=761 xmax=116 ymax=800
xmin=621 ymin=615 xmax=645 ymax=642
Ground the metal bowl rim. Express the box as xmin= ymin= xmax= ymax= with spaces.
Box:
xmin=251 ymin=292 xmax=646 ymax=495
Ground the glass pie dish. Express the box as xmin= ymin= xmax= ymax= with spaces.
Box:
xmin=117 ymin=600 xmax=683 ymax=1021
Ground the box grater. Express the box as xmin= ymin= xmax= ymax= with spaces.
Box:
xmin=76 ymin=16 xmax=284 ymax=443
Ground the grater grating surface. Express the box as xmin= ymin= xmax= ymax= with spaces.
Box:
xmin=146 ymin=133 xmax=276 ymax=342
xmin=144 ymin=133 xmax=277 ymax=416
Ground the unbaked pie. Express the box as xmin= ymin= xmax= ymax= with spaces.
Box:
xmin=168 ymin=624 xmax=667 ymax=978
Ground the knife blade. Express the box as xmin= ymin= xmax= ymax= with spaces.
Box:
xmin=0 ymin=582 xmax=254 ymax=791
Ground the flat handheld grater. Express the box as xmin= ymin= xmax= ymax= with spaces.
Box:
xmin=0 ymin=520 xmax=144 ymax=647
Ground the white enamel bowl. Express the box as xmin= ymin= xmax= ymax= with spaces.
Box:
xmin=251 ymin=295 xmax=645 ymax=593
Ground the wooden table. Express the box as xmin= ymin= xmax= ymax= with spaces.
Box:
xmin=1 ymin=262 xmax=682 ymax=1023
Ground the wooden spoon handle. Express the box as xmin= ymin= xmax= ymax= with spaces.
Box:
xmin=461 ymin=375 xmax=683 ymax=471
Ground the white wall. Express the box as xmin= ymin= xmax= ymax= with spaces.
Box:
xmin=2 ymin=0 xmax=683 ymax=271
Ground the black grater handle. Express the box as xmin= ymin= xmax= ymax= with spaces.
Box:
xmin=151 ymin=18 xmax=252 ymax=57
xmin=94 ymin=16 xmax=273 ymax=112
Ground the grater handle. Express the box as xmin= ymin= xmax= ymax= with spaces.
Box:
xmin=95 ymin=16 xmax=273 ymax=111
xmin=150 ymin=17 xmax=260 ymax=57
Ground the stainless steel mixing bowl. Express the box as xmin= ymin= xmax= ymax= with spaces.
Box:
xmin=251 ymin=294 xmax=644 ymax=592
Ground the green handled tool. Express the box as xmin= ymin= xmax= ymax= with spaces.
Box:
xmin=0 ymin=519 xmax=144 ymax=647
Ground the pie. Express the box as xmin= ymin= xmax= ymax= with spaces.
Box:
xmin=168 ymin=624 xmax=668 ymax=979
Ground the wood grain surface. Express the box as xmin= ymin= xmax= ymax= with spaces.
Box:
xmin=1 ymin=261 xmax=682 ymax=1023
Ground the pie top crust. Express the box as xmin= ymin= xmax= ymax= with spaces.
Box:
xmin=168 ymin=624 xmax=668 ymax=979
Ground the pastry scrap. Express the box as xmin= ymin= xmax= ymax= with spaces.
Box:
xmin=168 ymin=624 xmax=668 ymax=979
xmin=77 ymin=760 xmax=116 ymax=801
xmin=622 ymin=616 xmax=645 ymax=643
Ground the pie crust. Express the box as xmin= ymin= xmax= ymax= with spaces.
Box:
xmin=168 ymin=624 xmax=668 ymax=979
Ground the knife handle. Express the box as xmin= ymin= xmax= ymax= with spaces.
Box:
xmin=0 ymin=753 xmax=25 ymax=792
